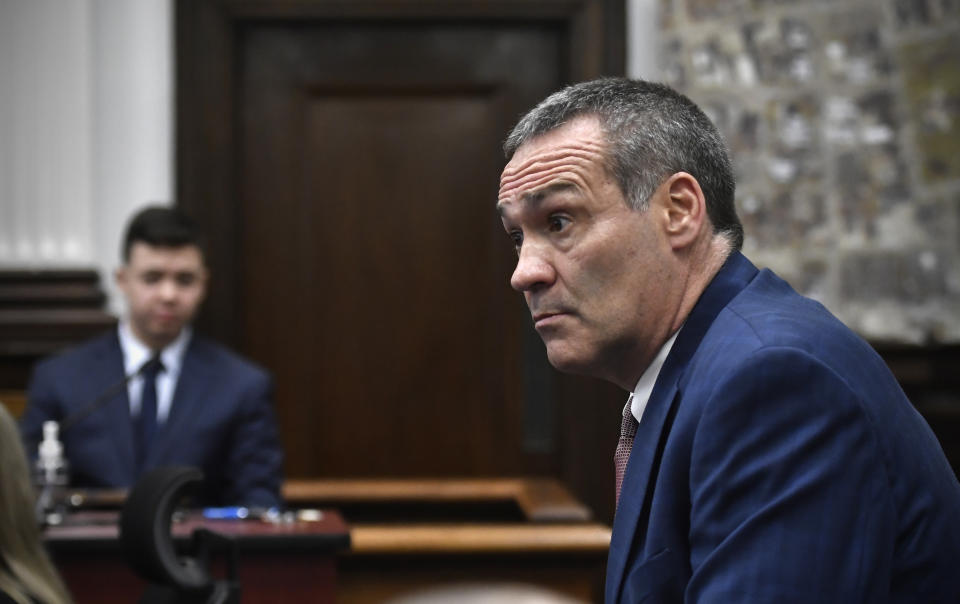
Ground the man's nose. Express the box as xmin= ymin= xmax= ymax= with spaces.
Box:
xmin=510 ymin=243 xmax=555 ymax=292
xmin=158 ymin=279 xmax=178 ymax=300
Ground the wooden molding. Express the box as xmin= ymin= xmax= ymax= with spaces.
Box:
xmin=0 ymin=270 xmax=115 ymax=390
xmin=350 ymin=523 xmax=611 ymax=555
xmin=283 ymin=477 xmax=593 ymax=522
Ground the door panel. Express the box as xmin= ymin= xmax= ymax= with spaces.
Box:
xmin=238 ymin=22 xmax=560 ymax=477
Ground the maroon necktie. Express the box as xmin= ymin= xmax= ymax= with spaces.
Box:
xmin=614 ymin=394 xmax=638 ymax=507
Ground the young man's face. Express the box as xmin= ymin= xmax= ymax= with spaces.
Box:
xmin=497 ymin=116 xmax=676 ymax=389
xmin=115 ymin=242 xmax=208 ymax=350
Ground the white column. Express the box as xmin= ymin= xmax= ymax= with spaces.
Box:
xmin=0 ymin=0 xmax=94 ymax=266
xmin=91 ymin=0 xmax=173 ymax=314
xmin=627 ymin=0 xmax=660 ymax=81
xmin=0 ymin=0 xmax=172 ymax=316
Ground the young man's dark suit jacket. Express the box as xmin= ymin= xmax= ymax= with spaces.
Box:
xmin=20 ymin=331 xmax=284 ymax=507
xmin=607 ymin=251 xmax=960 ymax=603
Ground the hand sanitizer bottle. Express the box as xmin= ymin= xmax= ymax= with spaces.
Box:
xmin=35 ymin=420 xmax=69 ymax=526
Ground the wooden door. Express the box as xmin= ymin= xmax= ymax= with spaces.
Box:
xmin=177 ymin=0 xmax=626 ymax=519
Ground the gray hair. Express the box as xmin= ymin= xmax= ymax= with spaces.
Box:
xmin=504 ymin=78 xmax=743 ymax=250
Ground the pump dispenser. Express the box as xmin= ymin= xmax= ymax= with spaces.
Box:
xmin=35 ymin=420 xmax=69 ymax=525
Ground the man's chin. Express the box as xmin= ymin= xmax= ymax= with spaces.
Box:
xmin=146 ymin=324 xmax=185 ymax=347
xmin=544 ymin=345 xmax=594 ymax=376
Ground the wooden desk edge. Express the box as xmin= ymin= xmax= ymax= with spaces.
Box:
xmin=44 ymin=510 xmax=352 ymax=554
xmin=282 ymin=477 xmax=594 ymax=523
xmin=59 ymin=478 xmax=595 ymax=525
xmin=348 ymin=523 xmax=612 ymax=555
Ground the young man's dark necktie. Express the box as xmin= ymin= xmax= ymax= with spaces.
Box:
xmin=136 ymin=357 xmax=163 ymax=471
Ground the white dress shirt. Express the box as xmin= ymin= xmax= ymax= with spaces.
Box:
xmin=630 ymin=330 xmax=680 ymax=424
xmin=118 ymin=322 xmax=191 ymax=424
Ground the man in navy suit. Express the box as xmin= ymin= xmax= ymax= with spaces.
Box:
xmin=498 ymin=78 xmax=960 ymax=602
xmin=21 ymin=206 xmax=283 ymax=507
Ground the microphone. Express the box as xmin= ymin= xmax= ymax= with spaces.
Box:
xmin=60 ymin=355 xmax=163 ymax=432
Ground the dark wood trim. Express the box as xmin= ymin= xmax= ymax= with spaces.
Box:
xmin=873 ymin=343 xmax=960 ymax=390
xmin=873 ymin=343 xmax=960 ymax=478
xmin=0 ymin=270 xmax=107 ymax=307
xmin=603 ymin=0 xmax=627 ymax=75
xmin=205 ymin=0 xmax=595 ymax=19
xmin=0 ymin=270 xmax=115 ymax=389
xmin=0 ymin=390 xmax=27 ymax=418
xmin=283 ymin=477 xmax=594 ymax=522
xmin=175 ymin=0 xmax=243 ymax=345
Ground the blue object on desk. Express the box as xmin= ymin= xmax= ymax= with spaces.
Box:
xmin=202 ymin=506 xmax=250 ymax=520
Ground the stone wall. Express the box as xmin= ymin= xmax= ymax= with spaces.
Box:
xmin=657 ymin=0 xmax=960 ymax=343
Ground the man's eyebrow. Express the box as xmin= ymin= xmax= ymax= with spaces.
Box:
xmin=497 ymin=182 xmax=576 ymax=215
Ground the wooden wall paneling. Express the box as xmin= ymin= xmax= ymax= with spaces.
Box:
xmin=876 ymin=344 xmax=960 ymax=479
xmin=175 ymin=0 xmax=241 ymax=344
xmin=238 ymin=20 xmax=559 ymax=479
xmin=0 ymin=270 xmax=116 ymax=412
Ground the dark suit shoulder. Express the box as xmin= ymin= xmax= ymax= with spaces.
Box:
xmin=680 ymin=266 xmax=899 ymax=421
xmin=186 ymin=335 xmax=272 ymax=382
xmin=31 ymin=330 xmax=119 ymax=378
xmin=715 ymin=269 xmax=879 ymax=366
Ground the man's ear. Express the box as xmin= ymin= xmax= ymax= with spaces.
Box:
xmin=114 ymin=266 xmax=127 ymax=289
xmin=662 ymin=172 xmax=707 ymax=250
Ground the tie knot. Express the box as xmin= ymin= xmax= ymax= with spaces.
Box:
xmin=620 ymin=394 xmax=638 ymax=438
xmin=141 ymin=356 xmax=165 ymax=379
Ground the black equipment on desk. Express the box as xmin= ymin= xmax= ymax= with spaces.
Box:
xmin=119 ymin=466 xmax=240 ymax=604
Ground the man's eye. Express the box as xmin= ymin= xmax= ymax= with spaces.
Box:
xmin=176 ymin=273 xmax=197 ymax=287
xmin=142 ymin=272 xmax=163 ymax=284
xmin=509 ymin=230 xmax=524 ymax=250
xmin=548 ymin=215 xmax=571 ymax=232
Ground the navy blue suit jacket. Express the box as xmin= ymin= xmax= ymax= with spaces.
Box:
xmin=20 ymin=331 xmax=284 ymax=507
xmin=607 ymin=252 xmax=960 ymax=603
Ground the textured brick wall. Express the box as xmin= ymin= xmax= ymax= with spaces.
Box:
xmin=657 ymin=0 xmax=960 ymax=343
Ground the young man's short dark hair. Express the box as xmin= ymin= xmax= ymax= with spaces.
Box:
xmin=121 ymin=205 xmax=204 ymax=262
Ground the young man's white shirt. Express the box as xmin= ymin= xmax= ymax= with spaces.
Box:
xmin=118 ymin=322 xmax=191 ymax=424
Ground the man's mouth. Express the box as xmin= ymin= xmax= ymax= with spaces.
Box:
xmin=532 ymin=311 xmax=567 ymax=328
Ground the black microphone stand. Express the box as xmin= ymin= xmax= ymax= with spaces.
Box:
xmin=61 ymin=355 xmax=163 ymax=432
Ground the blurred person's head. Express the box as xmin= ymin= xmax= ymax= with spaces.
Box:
xmin=115 ymin=206 xmax=209 ymax=350
xmin=0 ymin=404 xmax=72 ymax=604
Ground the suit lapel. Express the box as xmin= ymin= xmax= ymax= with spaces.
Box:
xmin=606 ymin=252 xmax=759 ymax=602
xmin=147 ymin=338 xmax=212 ymax=466
xmin=98 ymin=333 xmax=138 ymax=482
xmin=606 ymin=376 xmax=681 ymax=602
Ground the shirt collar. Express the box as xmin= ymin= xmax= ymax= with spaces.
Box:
xmin=117 ymin=322 xmax=192 ymax=377
xmin=630 ymin=329 xmax=680 ymax=424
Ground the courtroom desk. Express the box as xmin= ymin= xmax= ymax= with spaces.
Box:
xmin=283 ymin=478 xmax=612 ymax=604
xmin=45 ymin=510 xmax=350 ymax=604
